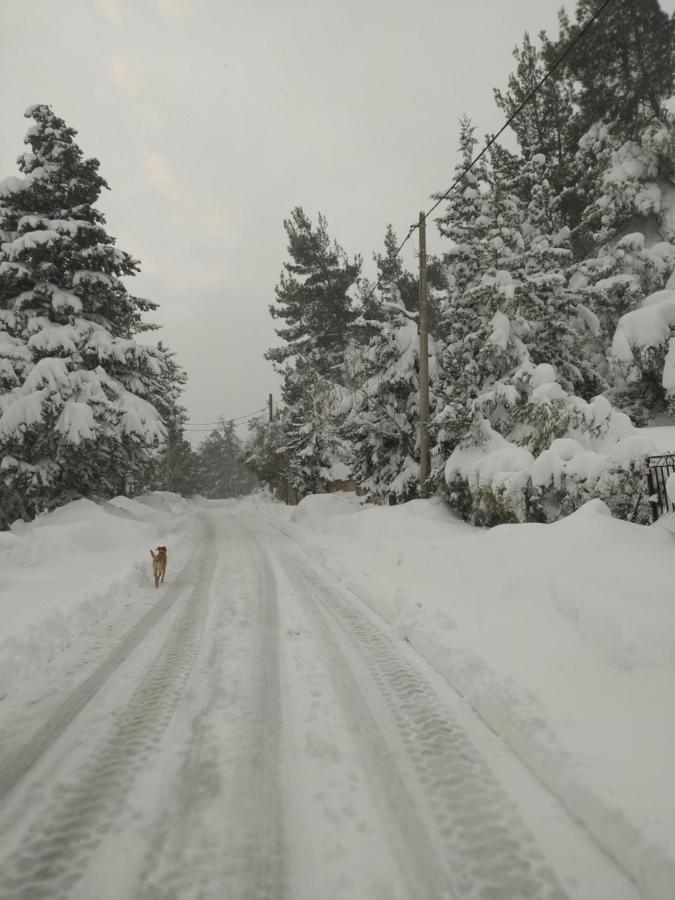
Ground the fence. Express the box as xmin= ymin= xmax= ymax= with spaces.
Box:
xmin=646 ymin=454 xmax=675 ymax=521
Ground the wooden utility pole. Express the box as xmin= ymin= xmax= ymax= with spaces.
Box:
xmin=268 ymin=393 xmax=273 ymax=423
xmin=418 ymin=211 xmax=431 ymax=495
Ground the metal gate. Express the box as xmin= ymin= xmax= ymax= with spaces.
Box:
xmin=646 ymin=454 xmax=675 ymax=521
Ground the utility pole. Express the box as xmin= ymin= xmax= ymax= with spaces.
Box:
xmin=418 ymin=210 xmax=431 ymax=496
xmin=268 ymin=393 xmax=273 ymax=423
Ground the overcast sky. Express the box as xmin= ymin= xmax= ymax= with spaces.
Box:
xmin=1 ymin=0 xmax=674 ymax=440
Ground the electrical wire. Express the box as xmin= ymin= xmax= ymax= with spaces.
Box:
xmin=424 ymin=0 xmax=616 ymax=220
xmin=184 ymin=406 xmax=268 ymax=432
xmin=358 ymin=0 xmax=617 ymax=311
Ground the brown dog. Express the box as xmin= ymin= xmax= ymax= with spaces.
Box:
xmin=150 ymin=546 xmax=167 ymax=588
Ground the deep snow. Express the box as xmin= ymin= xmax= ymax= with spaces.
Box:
xmin=1 ymin=490 xmax=674 ymax=899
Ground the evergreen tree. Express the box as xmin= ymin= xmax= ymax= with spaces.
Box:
xmin=435 ymin=116 xmax=493 ymax=304
xmin=433 ymin=120 xmax=521 ymax=455
xmin=549 ymin=0 xmax=675 ymax=142
xmin=264 ymin=207 xmax=361 ymax=404
xmin=196 ymin=419 xmax=256 ymax=498
xmin=278 ymin=373 xmax=348 ymax=496
xmin=374 ymin=224 xmax=419 ymax=314
xmin=244 ymin=413 xmax=288 ymax=492
xmin=147 ymin=344 xmax=198 ymax=495
xmin=508 ymin=153 xmax=604 ymax=398
xmin=494 ymin=32 xmax=576 ymax=185
xmin=435 ymin=147 xmax=602 ymax=458
xmin=342 ymin=302 xmax=439 ymax=501
xmin=263 ymin=208 xmax=361 ymax=492
xmin=0 ymin=105 xmax=169 ymax=526
xmin=371 ymin=223 xmax=444 ymax=337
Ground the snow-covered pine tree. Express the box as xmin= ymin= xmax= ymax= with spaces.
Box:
xmin=244 ymin=412 xmax=289 ymax=493
xmin=374 ymin=224 xmax=419 ymax=315
xmin=541 ymin=0 xmax=675 ymax=251
xmin=563 ymin=112 xmax=675 ymax=421
xmin=278 ymin=372 xmax=349 ymax=496
xmin=436 ymin=1 xmax=675 ymax=522
xmin=264 ymin=208 xmax=361 ymax=493
xmin=506 ymin=153 xmax=605 ymax=399
xmin=147 ymin=343 xmax=198 ymax=495
xmin=494 ymin=32 xmax=576 ymax=188
xmin=432 ymin=117 xmax=495 ymax=455
xmin=435 ymin=141 xmax=603 ymax=462
xmin=550 ymin=0 xmax=675 ymax=142
xmin=0 ymin=104 xmax=168 ymax=527
xmin=343 ymin=215 xmax=445 ymax=506
xmin=342 ymin=297 xmax=439 ymax=502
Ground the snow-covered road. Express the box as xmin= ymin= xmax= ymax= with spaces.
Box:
xmin=0 ymin=505 xmax=643 ymax=900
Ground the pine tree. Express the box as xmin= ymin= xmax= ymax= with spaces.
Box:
xmin=435 ymin=116 xmax=493 ymax=305
xmin=435 ymin=145 xmax=603 ymax=458
xmin=342 ymin=302 xmax=439 ymax=501
xmin=549 ymin=0 xmax=675 ymax=142
xmin=374 ymin=224 xmax=419 ymax=314
xmin=433 ymin=120 xmax=521 ymax=455
xmin=494 ymin=32 xmax=576 ymax=186
xmin=280 ymin=373 xmax=348 ymax=496
xmin=147 ymin=343 xmax=198 ymax=495
xmin=508 ymin=153 xmax=604 ymax=398
xmin=263 ymin=208 xmax=361 ymax=493
xmin=264 ymin=207 xmax=361 ymax=403
xmin=0 ymin=105 xmax=169 ymax=526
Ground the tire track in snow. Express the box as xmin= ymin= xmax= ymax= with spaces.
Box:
xmin=276 ymin=542 xmax=568 ymax=900
xmin=0 ymin=523 xmax=217 ymax=900
xmin=0 ymin=522 xmax=204 ymax=806
xmin=138 ymin=525 xmax=286 ymax=900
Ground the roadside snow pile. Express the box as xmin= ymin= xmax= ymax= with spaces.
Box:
xmin=272 ymin=491 xmax=675 ymax=900
xmin=0 ymin=492 xmax=190 ymax=696
xmin=289 ymin=491 xmax=363 ymax=525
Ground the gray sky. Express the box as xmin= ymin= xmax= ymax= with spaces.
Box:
xmin=2 ymin=0 xmax=674 ymax=440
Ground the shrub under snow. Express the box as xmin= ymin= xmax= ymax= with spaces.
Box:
xmin=445 ymin=364 xmax=657 ymax=526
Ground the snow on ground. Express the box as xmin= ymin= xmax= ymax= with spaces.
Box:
xmin=263 ymin=490 xmax=675 ymax=900
xmin=0 ymin=492 xmax=192 ymax=697
xmin=3 ymin=488 xmax=675 ymax=899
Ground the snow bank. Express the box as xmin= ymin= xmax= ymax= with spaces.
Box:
xmin=0 ymin=492 xmax=191 ymax=696
xmin=289 ymin=491 xmax=363 ymax=525
xmin=266 ymin=492 xmax=675 ymax=900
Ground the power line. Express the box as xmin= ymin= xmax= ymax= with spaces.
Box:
xmin=358 ymin=0 xmax=616 ymax=312
xmin=187 ymin=406 xmax=267 ymax=425
xmin=425 ymin=0 xmax=615 ymax=221
xmin=184 ymin=406 xmax=268 ymax=432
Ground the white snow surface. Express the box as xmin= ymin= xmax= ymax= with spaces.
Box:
xmin=2 ymin=490 xmax=675 ymax=899
xmin=276 ymin=491 xmax=675 ymax=900
xmin=0 ymin=493 xmax=191 ymax=696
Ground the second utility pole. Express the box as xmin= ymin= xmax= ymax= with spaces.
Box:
xmin=418 ymin=211 xmax=430 ymax=496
